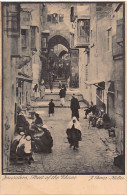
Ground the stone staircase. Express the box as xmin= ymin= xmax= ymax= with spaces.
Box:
xmin=45 ymin=77 xmax=67 ymax=89
xmin=31 ymin=89 xmax=87 ymax=109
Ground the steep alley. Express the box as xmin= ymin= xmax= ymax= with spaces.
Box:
xmin=7 ymin=91 xmax=121 ymax=174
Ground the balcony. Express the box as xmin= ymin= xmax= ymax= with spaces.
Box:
xmin=75 ymin=19 xmax=90 ymax=48
xmin=76 ymin=36 xmax=90 ymax=48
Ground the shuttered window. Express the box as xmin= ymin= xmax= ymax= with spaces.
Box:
xmin=31 ymin=26 xmax=36 ymax=49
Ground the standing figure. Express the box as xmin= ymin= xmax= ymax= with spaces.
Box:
xmin=62 ymin=84 xmax=66 ymax=92
xmin=40 ymin=80 xmax=45 ymax=99
xmin=49 ymin=99 xmax=55 ymax=117
xmin=66 ymin=117 xmax=82 ymax=150
xmin=33 ymin=84 xmax=38 ymax=99
xmin=59 ymin=86 xmax=66 ymax=106
xmin=58 ymin=81 xmax=62 ymax=89
xmin=70 ymin=94 xmax=80 ymax=120
xmin=49 ymin=81 xmax=53 ymax=93
xmin=67 ymin=77 xmax=70 ymax=90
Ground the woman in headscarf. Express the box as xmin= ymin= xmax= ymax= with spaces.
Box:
xmin=66 ymin=117 xmax=82 ymax=150
xmin=15 ymin=105 xmax=29 ymax=134
xmin=34 ymin=113 xmax=43 ymax=125
xmin=32 ymin=124 xmax=53 ymax=153
xmin=31 ymin=113 xmax=43 ymax=133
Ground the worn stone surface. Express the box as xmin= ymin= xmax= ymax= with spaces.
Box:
xmin=6 ymin=105 xmax=121 ymax=174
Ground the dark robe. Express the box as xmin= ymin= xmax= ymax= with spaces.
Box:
xmin=59 ymin=88 xmax=66 ymax=98
xmin=49 ymin=102 xmax=55 ymax=114
xmin=32 ymin=127 xmax=53 ymax=153
xmin=66 ymin=125 xmax=81 ymax=148
xmin=35 ymin=116 xmax=43 ymax=125
xmin=16 ymin=114 xmax=29 ymax=134
xmin=70 ymin=97 xmax=80 ymax=119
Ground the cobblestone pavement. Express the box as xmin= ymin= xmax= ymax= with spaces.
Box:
xmin=7 ymin=107 xmax=121 ymax=174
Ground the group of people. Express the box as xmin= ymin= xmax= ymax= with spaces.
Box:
xmin=33 ymin=80 xmax=45 ymax=100
xmin=10 ymin=105 xmax=53 ymax=164
xmin=84 ymin=101 xmax=111 ymax=129
xmin=48 ymin=93 xmax=82 ymax=150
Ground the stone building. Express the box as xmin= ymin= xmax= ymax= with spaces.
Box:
xmin=2 ymin=2 xmax=124 ymax=170
xmin=2 ymin=3 xmax=21 ymax=170
xmin=39 ymin=3 xmax=72 ymax=84
xmin=16 ymin=3 xmax=43 ymax=106
xmin=2 ymin=2 xmax=43 ymax=169
xmin=70 ymin=2 xmax=124 ymax=154
xmin=111 ymin=3 xmax=124 ymax=153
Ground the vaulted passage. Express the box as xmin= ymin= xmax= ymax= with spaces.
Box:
xmin=48 ymin=35 xmax=70 ymax=50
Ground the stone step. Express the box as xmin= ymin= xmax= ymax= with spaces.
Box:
xmin=54 ymin=77 xmax=66 ymax=80
xmin=31 ymin=100 xmax=86 ymax=108
xmin=53 ymin=81 xmax=67 ymax=84
xmin=42 ymin=93 xmax=84 ymax=101
xmin=54 ymin=79 xmax=67 ymax=81
xmin=45 ymin=83 xmax=68 ymax=89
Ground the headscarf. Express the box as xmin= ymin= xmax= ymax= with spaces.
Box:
xmin=67 ymin=117 xmax=81 ymax=131
xmin=17 ymin=105 xmax=22 ymax=114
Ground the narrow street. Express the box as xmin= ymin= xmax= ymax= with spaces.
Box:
xmin=7 ymin=90 xmax=121 ymax=174
xmin=2 ymin=2 xmax=124 ymax=175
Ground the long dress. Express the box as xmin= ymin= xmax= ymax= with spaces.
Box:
xmin=40 ymin=84 xmax=45 ymax=99
xmin=70 ymin=97 xmax=80 ymax=120
xmin=32 ymin=126 xmax=53 ymax=153
xmin=59 ymin=88 xmax=66 ymax=105
xmin=66 ymin=117 xmax=82 ymax=149
xmin=15 ymin=112 xmax=29 ymax=134
xmin=49 ymin=102 xmax=55 ymax=114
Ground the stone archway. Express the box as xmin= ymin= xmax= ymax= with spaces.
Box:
xmin=48 ymin=35 xmax=70 ymax=50
xmin=47 ymin=35 xmax=70 ymax=80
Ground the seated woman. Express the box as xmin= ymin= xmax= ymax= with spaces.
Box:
xmin=34 ymin=113 xmax=43 ymax=125
xmin=103 ymin=113 xmax=111 ymax=129
xmin=84 ymin=101 xmax=97 ymax=119
xmin=32 ymin=125 xmax=53 ymax=153
xmin=15 ymin=105 xmax=29 ymax=134
xmin=30 ymin=113 xmax=43 ymax=133
xmin=96 ymin=110 xmax=111 ymax=129
xmin=16 ymin=134 xmax=34 ymax=164
xmin=66 ymin=117 xmax=82 ymax=150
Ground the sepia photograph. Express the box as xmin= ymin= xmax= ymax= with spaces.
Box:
xmin=2 ymin=1 xmax=125 ymax=175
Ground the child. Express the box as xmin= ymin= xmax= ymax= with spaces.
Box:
xmin=48 ymin=99 xmax=55 ymax=117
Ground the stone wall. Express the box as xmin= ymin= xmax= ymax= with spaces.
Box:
xmin=2 ymin=4 xmax=18 ymax=170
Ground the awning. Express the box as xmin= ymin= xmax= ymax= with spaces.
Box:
xmin=84 ymin=79 xmax=110 ymax=85
xmin=16 ymin=75 xmax=33 ymax=82
xmin=84 ymin=79 xmax=107 ymax=90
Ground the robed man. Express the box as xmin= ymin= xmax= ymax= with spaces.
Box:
xmin=70 ymin=94 xmax=80 ymax=120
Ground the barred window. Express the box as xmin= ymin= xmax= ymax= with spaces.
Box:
xmin=47 ymin=15 xmax=52 ymax=22
xmin=59 ymin=14 xmax=64 ymax=22
xmin=52 ymin=13 xmax=58 ymax=23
